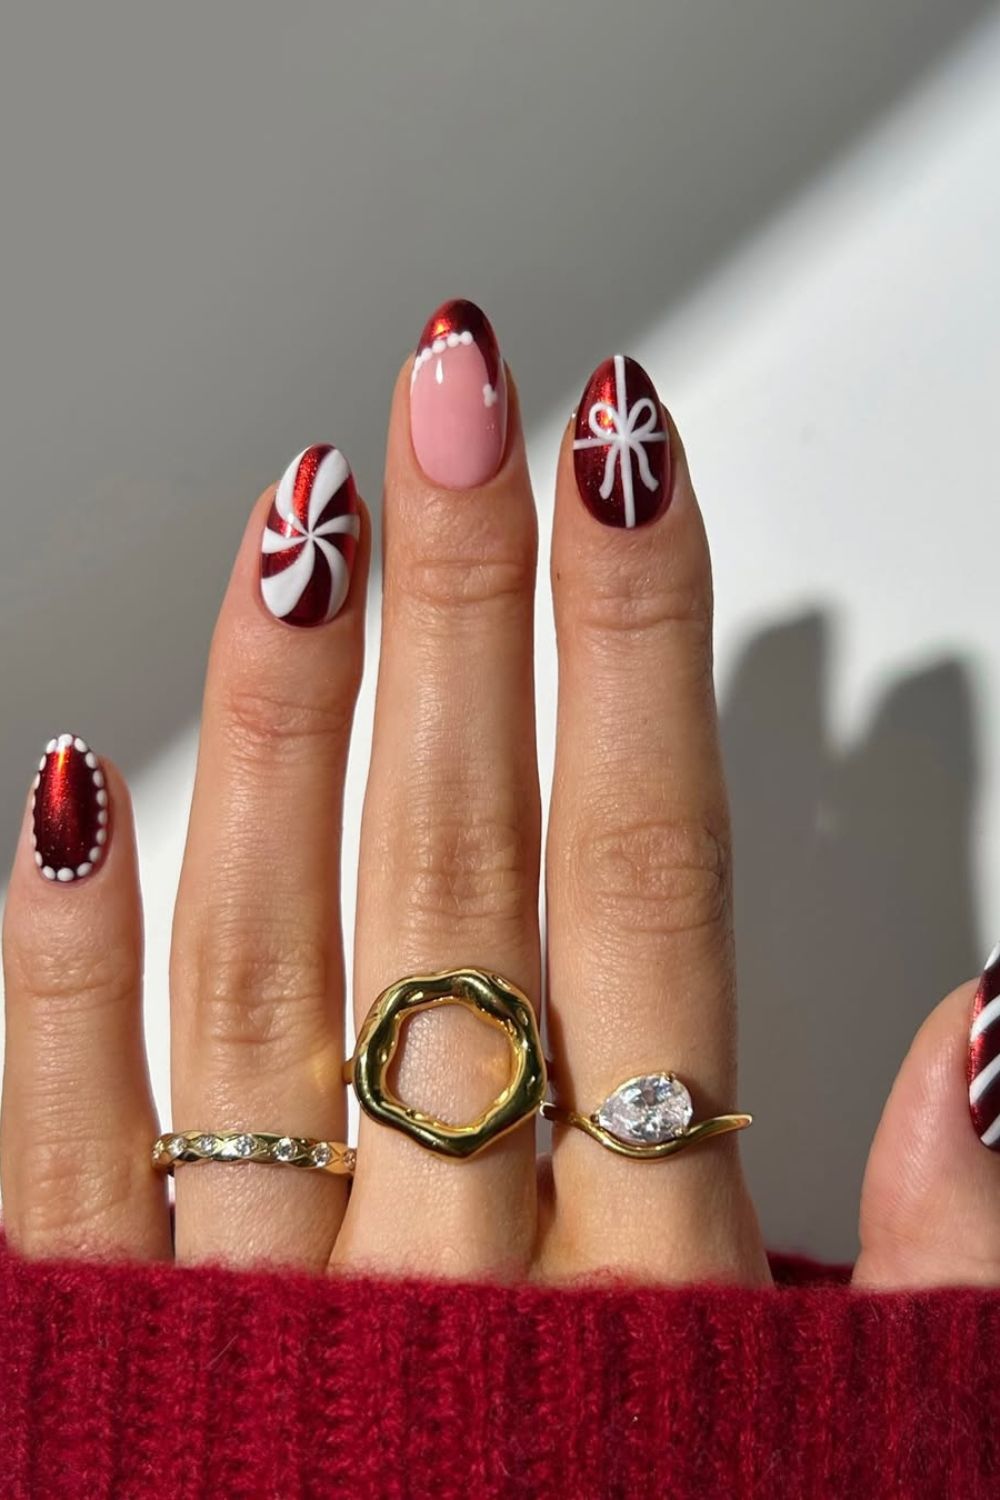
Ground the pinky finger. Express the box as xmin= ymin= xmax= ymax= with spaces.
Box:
xmin=1 ymin=735 xmax=170 ymax=1260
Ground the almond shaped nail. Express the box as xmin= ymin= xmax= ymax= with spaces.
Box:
xmin=32 ymin=733 xmax=109 ymax=882
xmin=573 ymin=354 xmax=671 ymax=528
xmin=409 ymin=298 xmax=507 ymax=490
xmin=259 ymin=445 xmax=361 ymax=627
xmin=969 ymin=941 xmax=1000 ymax=1147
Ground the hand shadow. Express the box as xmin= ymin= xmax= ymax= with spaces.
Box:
xmin=722 ymin=613 xmax=979 ymax=1261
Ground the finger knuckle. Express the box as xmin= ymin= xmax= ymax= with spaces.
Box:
xmin=185 ymin=914 xmax=331 ymax=1056
xmin=569 ymin=813 xmax=731 ymax=940
xmin=574 ymin=560 xmax=713 ymax=650
xmin=222 ymin=677 xmax=358 ymax=768
xmin=390 ymin=808 xmax=535 ymax=930
xmin=395 ymin=548 xmax=534 ymax=617
xmin=11 ymin=1136 xmax=148 ymax=1254
xmin=6 ymin=941 xmax=139 ymax=1020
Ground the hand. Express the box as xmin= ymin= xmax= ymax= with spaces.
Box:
xmin=1 ymin=301 xmax=994 ymax=1288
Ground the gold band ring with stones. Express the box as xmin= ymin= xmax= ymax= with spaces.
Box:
xmin=540 ymin=1072 xmax=751 ymax=1160
xmin=342 ymin=967 xmax=546 ymax=1160
xmin=151 ymin=1130 xmax=356 ymax=1175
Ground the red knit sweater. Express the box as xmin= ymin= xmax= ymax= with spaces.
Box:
xmin=1 ymin=1240 xmax=997 ymax=1499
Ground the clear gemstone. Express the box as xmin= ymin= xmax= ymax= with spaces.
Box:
xmin=166 ymin=1135 xmax=185 ymax=1159
xmin=596 ymin=1073 xmax=693 ymax=1145
xmin=221 ymin=1133 xmax=256 ymax=1158
xmin=195 ymin=1135 xmax=215 ymax=1154
xmin=311 ymin=1141 xmax=332 ymax=1168
xmin=273 ymin=1136 xmax=297 ymax=1162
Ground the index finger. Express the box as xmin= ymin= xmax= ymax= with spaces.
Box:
xmin=542 ymin=355 xmax=768 ymax=1284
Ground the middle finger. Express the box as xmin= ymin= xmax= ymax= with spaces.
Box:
xmin=336 ymin=301 xmax=542 ymax=1277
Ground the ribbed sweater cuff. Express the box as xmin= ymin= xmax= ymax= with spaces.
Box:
xmin=2 ymin=1243 xmax=999 ymax=1498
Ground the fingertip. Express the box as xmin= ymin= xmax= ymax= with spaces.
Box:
xmin=553 ymin=362 xmax=707 ymax=590
xmin=7 ymin=737 xmax=135 ymax=912
xmin=213 ymin=446 xmax=369 ymax=644
xmin=856 ymin=977 xmax=1000 ymax=1288
xmin=387 ymin=311 xmax=528 ymax=500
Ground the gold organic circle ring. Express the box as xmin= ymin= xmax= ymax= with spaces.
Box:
xmin=343 ymin=967 xmax=546 ymax=1159
xmin=541 ymin=1072 xmax=751 ymax=1160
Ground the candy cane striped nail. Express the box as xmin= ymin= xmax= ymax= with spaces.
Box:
xmin=32 ymin=734 xmax=109 ymax=883
xmin=968 ymin=942 xmax=1000 ymax=1147
xmin=573 ymin=355 xmax=671 ymax=528
xmin=259 ymin=445 xmax=361 ymax=627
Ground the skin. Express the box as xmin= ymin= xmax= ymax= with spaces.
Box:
xmin=2 ymin=356 xmax=996 ymax=1289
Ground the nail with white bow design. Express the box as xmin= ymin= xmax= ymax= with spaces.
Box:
xmin=259 ymin=446 xmax=361 ymax=627
xmin=573 ymin=355 xmax=670 ymax=528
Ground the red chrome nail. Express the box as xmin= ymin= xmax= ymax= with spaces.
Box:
xmin=410 ymin=298 xmax=507 ymax=490
xmin=573 ymin=354 xmax=671 ymax=528
xmin=259 ymin=445 xmax=361 ymax=627
xmin=32 ymin=734 xmax=109 ymax=883
xmin=969 ymin=943 xmax=1000 ymax=1148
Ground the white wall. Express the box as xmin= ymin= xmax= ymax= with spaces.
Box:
xmin=2 ymin=1 xmax=998 ymax=1260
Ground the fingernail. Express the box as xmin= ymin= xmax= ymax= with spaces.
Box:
xmin=409 ymin=298 xmax=507 ymax=489
xmin=969 ymin=942 xmax=1000 ymax=1147
xmin=32 ymin=734 xmax=109 ymax=883
xmin=259 ymin=445 xmax=361 ymax=627
xmin=573 ymin=354 xmax=671 ymax=528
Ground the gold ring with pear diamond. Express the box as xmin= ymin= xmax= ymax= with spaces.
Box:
xmin=540 ymin=1072 xmax=751 ymax=1160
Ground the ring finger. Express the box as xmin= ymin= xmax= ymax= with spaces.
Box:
xmin=170 ymin=447 xmax=368 ymax=1268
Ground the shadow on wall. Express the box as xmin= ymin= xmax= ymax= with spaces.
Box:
xmin=724 ymin=614 xmax=979 ymax=1262
xmin=0 ymin=0 xmax=994 ymax=860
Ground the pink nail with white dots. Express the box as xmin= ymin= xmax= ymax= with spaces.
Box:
xmin=409 ymin=298 xmax=507 ymax=490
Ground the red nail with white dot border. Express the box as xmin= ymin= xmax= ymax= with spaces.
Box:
xmin=572 ymin=354 xmax=671 ymax=528
xmin=969 ymin=941 xmax=1000 ymax=1148
xmin=31 ymin=733 xmax=110 ymax=883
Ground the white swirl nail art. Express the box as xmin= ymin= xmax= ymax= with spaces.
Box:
xmin=259 ymin=446 xmax=361 ymax=627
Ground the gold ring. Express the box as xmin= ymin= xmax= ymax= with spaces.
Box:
xmin=151 ymin=1130 xmax=355 ymax=1175
xmin=540 ymin=1071 xmax=750 ymax=1160
xmin=342 ymin=967 xmax=546 ymax=1159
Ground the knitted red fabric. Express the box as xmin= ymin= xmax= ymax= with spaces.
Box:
xmin=2 ymin=1240 xmax=998 ymax=1499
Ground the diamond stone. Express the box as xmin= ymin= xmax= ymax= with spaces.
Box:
xmin=596 ymin=1073 xmax=693 ymax=1145
xmin=221 ymin=1133 xmax=256 ymax=1158
xmin=166 ymin=1135 xmax=185 ymax=1159
xmin=311 ymin=1141 xmax=333 ymax=1168
xmin=273 ymin=1136 xmax=297 ymax=1163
